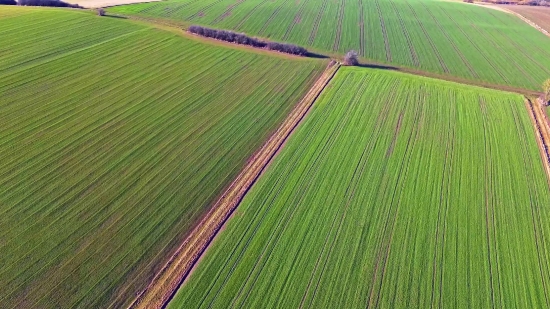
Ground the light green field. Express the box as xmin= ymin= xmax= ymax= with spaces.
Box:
xmin=0 ymin=7 xmax=325 ymax=308
xmin=110 ymin=0 xmax=550 ymax=90
xmin=169 ymin=67 xmax=550 ymax=308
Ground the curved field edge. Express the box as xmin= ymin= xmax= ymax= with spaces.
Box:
xmin=107 ymin=0 xmax=550 ymax=91
xmin=167 ymin=67 xmax=550 ymax=309
xmin=0 ymin=7 xmax=327 ymax=309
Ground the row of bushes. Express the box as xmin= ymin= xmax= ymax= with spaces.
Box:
xmin=0 ymin=0 xmax=81 ymax=7
xmin=188 ymin=25 xmax=308 ymax=56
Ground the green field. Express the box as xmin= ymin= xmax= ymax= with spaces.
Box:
xmin=169 ymin=67 xmax=550 ymax=308
xmin=0 ymin=7 xmax=325 ymax=308
xmin=110 ymin=0 xmax=550 ymax=90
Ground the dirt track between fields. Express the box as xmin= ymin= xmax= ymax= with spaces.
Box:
xmin=525 ymin=98 xmax=550 ymax=183
xmin=127 ymin=62 xmax=340 ymax=309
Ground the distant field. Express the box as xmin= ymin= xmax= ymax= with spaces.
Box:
xmin=110 ymin=0 xmax=550 ymax=90
xmin=63 ymin=0 xmax=161 ymax=9
xmin=0 ymin=7 xmax=325 ymax=308
xmin=499 ymin=5 xmax=550 ymax=33
xmin=169 ymin=67 xmax=550 ymax=308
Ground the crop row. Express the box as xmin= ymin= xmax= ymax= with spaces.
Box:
xmin=0 ymin=7 xmax=325 ymax=309
xmin=168 ymin=67 xmax=550 ymax=308
xmin=111 ymin=0 xmax=550 ymax=90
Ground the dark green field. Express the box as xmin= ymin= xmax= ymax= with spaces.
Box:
xmin=0 ymin=7 xmax=325 ymax=308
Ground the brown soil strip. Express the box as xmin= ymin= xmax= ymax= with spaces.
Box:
xmin=490 ymin=5 xmax=550 ymax=38
xmin=127 ymin=62 xmax=341 ymax=309
xmin=525 ymin=98 xmax=550 ymax=184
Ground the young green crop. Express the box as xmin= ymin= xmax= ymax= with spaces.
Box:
xmin=169 ymin=67 xmax=550 ymax=308
xmin=110 ymin=0 xmax=550 ymax=90
xmin=0 ymin=7 xmax=325 ymax=309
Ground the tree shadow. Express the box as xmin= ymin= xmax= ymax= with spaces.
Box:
xmin=357 ymin=63 xmax=399 ymax=70
xmin=305 ymin=52 xmax=330 ymax=59
xmin=104 ymin=15 xmax=128 ymax=19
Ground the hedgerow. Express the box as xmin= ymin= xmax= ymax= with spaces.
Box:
xmin=188 ymin=25 xmax=308 ymax=56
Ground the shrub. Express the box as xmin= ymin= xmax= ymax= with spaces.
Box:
xmin=344 ymin=50 xmax=359 ymax=66
xmin=187 ymin=25 xmax=307 ymax=56
xmin=97 ymin=8 xmax=105 ymax=16
xmin=0 ymin=0 xmax=17 ymax=5
xmin=19 ymin=0 xmax=81 ymax=7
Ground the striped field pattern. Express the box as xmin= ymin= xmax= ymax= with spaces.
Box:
xmin=168 ymin=67 xmax=550 ymax=308
xmin=110 ymin=0 xmax=550 ymax=90
xmin=0 ymin=7 xmax=325 ymax=309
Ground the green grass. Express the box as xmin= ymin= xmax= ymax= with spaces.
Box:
xmin=169 ymin=67 xmax=550 ymax=308
xmin=109 ymin=0 xmax=550 ymax=90
xmin=0 ymin=7 xmax=325 ymax=308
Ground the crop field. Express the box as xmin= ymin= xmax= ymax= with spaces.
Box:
xmin=110 ymin=0 xmax=550 ymax=90
xmin=0 ymin=7 xmax=325 ymax=309
xmin=499 ymin=5 xmax=550 ymax=34
xmin=168 ymin=67 xmax=550 ymax=308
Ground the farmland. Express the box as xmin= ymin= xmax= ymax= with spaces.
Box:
xmin=0 ymin=7 xmax=325 ymax=309
xmin=110 ymin=0 xmax=550 ymax=90
xmin=168 ymin=67 xmax=550 ymax=308
xmin=498 ymin=5 xmax=550 ymax=34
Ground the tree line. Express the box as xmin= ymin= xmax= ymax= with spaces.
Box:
xmin=0 ymin=0 xmax=80 ymax=7
xmin=188 ymin=25 xmax=308 ymax=56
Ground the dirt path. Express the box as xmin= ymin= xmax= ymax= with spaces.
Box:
xmin=479 ymin=4 xmax=550 ymax=38
xmin=525 ymin=98 xmax=550 ymax=184
xmin=127 ymin=62 xmax=341 ymax=309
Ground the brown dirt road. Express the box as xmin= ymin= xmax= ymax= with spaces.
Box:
xmin=525 ymin=98 xmax=550 ymax=183
xmin=127 ymin=62 xmax=341 ymax=309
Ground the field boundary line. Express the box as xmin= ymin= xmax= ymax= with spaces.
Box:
xmin=525 ymin=98 xmax=550 ymax=184
xmin=126 ymin=62 xmax=341 ymax=309
xmin=489 ymin=5 xmax=550 ymax=39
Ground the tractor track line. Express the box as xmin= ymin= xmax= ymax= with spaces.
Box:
xmin=479 ymin=97 xmax=498 ymax=309
xmin=388 ymin=0 xmax=419 ymax=67
xmin=358 ymin=0 xmax=365 ymax=56
xmin=374 ymin=0 xmax=391 ymax=62
xmin=370 ymin=87 xmax=423 ymax=309
xmin=234 ymin=0 xmax=270 ymax=31
xmin=403 ymin=0 xmax=448 ymax=74
xmin=307 ymin=0 xmax=329 ymax=45
xmin=430 ymin=100 xmax=453 ymax=309
xmin=332 ymin=0 xmax=346 ymax=52
xmin=420 ymin=1 xmax=477 ymax=78
xmin=258 ymin=0 xmax=292 ymax=36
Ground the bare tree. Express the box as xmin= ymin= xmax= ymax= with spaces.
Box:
xmin=344 ymin=50 xmax=359 ymax=66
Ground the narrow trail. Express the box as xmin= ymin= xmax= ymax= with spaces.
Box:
xmin=126 ymin=62 xmax=341 ymax=309
xmin=525 ymin=98 xmax=550 ymax=184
